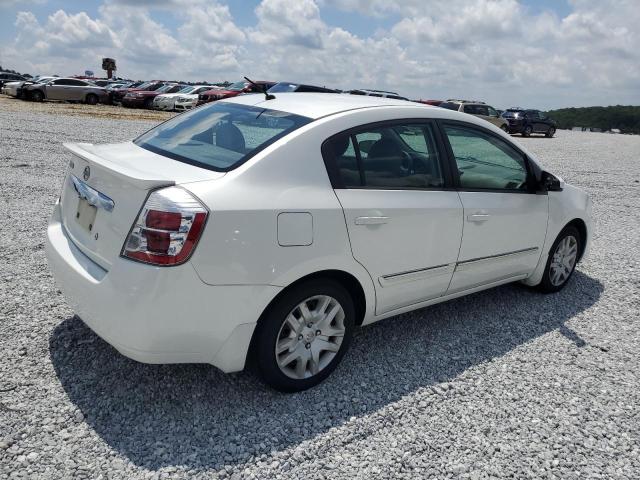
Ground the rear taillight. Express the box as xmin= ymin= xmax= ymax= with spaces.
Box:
xmin=122 ymin=186 xmax=208 ymax=266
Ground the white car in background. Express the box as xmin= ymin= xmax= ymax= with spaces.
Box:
xmin=174 ymin=85 xmax=223 ymax=111
xmin=46 ymin=93 xmax=591 ymax=392
xmin=154 ymin=85 xmax=216 ymax=111
xmin=1 ymin=76 xmax=56 ymax=97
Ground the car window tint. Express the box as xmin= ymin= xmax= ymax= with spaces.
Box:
xmin=330 ymin=123 xmax=444 ymax=189
xmin=476 ymin=105 xmax=489 ymax=116
xmin=444 ymin=125 xmax=527 ymax=191
xmin=487 ymin=106 xmax=498 ymax=116
xmin=134 ymin=102 xmax=311 ymax=172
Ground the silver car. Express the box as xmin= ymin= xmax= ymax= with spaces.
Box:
xmin=24 ymin=78 xmax=108 ymax=105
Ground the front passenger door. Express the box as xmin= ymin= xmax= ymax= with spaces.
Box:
xmin=442 ymin=123 xmax=548 ymax=293
xmin=45 ymin=79 xmax=68 ymax=100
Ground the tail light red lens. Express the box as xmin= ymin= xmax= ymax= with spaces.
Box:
xmin=122 ymin=187 xmax=208 ymax=266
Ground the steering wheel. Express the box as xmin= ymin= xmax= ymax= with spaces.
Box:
xmin=399 ymin=151 xmax=414 ymax=175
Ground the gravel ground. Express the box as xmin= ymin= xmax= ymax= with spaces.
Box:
xmin=0 ymin=94 xmax=176 ymax=122
xmin=1 ymin=103 xmax=639 ymax=479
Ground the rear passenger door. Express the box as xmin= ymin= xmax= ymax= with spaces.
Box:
xmin=323 ymin=121 xmax=463 ymax=315
xmin=64 ymin=79 xmax=90 ymax=101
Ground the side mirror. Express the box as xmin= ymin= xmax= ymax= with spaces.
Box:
xmin=540 ymin=171 xmax=562 ymax=192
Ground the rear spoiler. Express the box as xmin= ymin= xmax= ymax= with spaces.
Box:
xmin=63 ymin=142 xmax=175 ymax=191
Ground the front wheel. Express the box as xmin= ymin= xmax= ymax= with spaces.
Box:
xmin=252 ymin=279 xmax=355 ymax=392
xmin=143 ymin=97 xmax=154 ymax=109
xmin=500 ymin=124 xmax=509 ymax=133
xmin=31 ymin=90 xmax=44 ymax=102
xmin=85 ymin=93 xmax=98 ymax=105
xmin=537 ymin=226 xmax=581 ymax=293
xmin=522 ymin=125 xmax=533 ymax=137
xmin=545 ymin=127 xmax=556 ymax=138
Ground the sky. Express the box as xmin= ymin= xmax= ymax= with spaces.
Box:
xmin=0 ymin=0 xmax=638 ymax=110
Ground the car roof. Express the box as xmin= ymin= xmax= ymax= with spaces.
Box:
xmin=223 ymin=92 xmax=421 ymax=119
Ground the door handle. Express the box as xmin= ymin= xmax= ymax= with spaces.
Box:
xmin=467 ymin=213 xmax=490 ymax=223
xmin=355 ymin=216 xmax=389 ymax=225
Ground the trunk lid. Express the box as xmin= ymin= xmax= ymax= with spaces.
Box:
xmin=60 ymin=141 xmax=223 ymax=270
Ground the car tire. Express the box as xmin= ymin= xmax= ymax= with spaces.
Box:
xmin=500 ymin=124 xmax=509 ymax=133
xmin=522 ymin=125 xmax=532 ymax=137
xmin=536 ymin=226 xmax=581 ymax=293
xmin=85 ymin=94 xmax=98 ymax=105
xmin=143 ymin=97 xmax=154 ymax=109
xmin=545 ymin=127 xmax=556 ymax=138
xmin=252 ymin=279 xmax=355 ymax=392
xmin=31 ymin=90 xmax=44 ymax=102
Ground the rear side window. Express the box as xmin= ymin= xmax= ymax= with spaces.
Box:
xmin=135 ymin=102 xmax=312 ymax=172
xmin=324 ymin=122 xmax=445 ymax=189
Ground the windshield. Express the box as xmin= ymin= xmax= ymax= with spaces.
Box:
xmin=156 ymin=85 xmax=175 ymax=93
xmin=268 ymin=83 xmax=298 ymax=93
xmin=177 ymin=86 xmax=195 ymax=94
xmin=227 ymin=81 xmax=248 ymax=92
xmin=135 ymin=102 xmax=312 ymax=172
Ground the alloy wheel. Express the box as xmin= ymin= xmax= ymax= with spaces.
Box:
xmin=549 ymin=235 xmax=578 ymax=286
xmin=275 ymin=295 xmax=346 ymax=379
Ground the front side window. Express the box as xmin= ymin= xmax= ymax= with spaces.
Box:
xmin=487 ymin=106 xmax=498 ymax=117
xmin=135 ymin=102 xmax=311 ymax=171
xmin=326 ymin=122 xmax=445 ymax=189
xmin=444 ymin=124 xmax=528 ymax=191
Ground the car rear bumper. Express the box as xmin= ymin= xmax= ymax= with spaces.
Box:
xmin=45 ymin=201 xmax=281 ymax=372
xmin=506 ymin=121 xmax=524 ymax=133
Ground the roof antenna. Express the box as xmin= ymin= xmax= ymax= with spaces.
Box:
xmin=244 ymin=76 xmax=275 ymax=101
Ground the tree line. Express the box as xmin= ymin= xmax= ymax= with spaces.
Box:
xmin=545 ymin=106 xmax=640 ymax=134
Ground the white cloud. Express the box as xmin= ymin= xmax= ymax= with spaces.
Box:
xmin=1 ymin=0 xmax=639 ymax=108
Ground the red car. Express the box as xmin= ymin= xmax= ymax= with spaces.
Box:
xmin=111 ymin=81 xmax=165 ymax=105
xmin=122 ymin=83 xmax=188 ymax=109
xmin=197 ymin=80 xmax=275 ymax=105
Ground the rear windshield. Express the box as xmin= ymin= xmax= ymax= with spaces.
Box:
xmin=502 ymin=110 xmax=523 ymax=117
xmin=134 ymin=102 xmax=312 ymax=172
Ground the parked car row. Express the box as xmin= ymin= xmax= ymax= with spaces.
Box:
xmin=1 ymin=70 xmax=557 ymax=136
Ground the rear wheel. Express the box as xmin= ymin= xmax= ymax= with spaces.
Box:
xmin=252 ymin=279 xmax=354 ymax=392
xmin=31 ymin=90 xmax=44 ymax=102
xmin=500 ymin=124 xmax=509 ymax=133
xmin=85 ymin=93 xmax=98 ymax=105
xmin=545 ymin=127 xmax=556 ymax=138
xmin=536 ymin=226 xmax=581 ymax=293
xmin=522 ymin=125 xmax=533 ymax=137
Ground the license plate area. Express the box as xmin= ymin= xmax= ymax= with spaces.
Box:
xmin=76 ymin=198 xmax=98 ymax=232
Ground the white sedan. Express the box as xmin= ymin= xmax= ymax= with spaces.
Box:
xmin=45 ymin=93 xmax=591 ymax=392
xmin=153 ymin=85 xmax=216 ymax=111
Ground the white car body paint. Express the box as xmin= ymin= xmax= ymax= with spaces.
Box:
xmin=45 ymin=93 xmax=591 ymax=373
xmin=154 ymin=86 xmax=216 ymax=111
